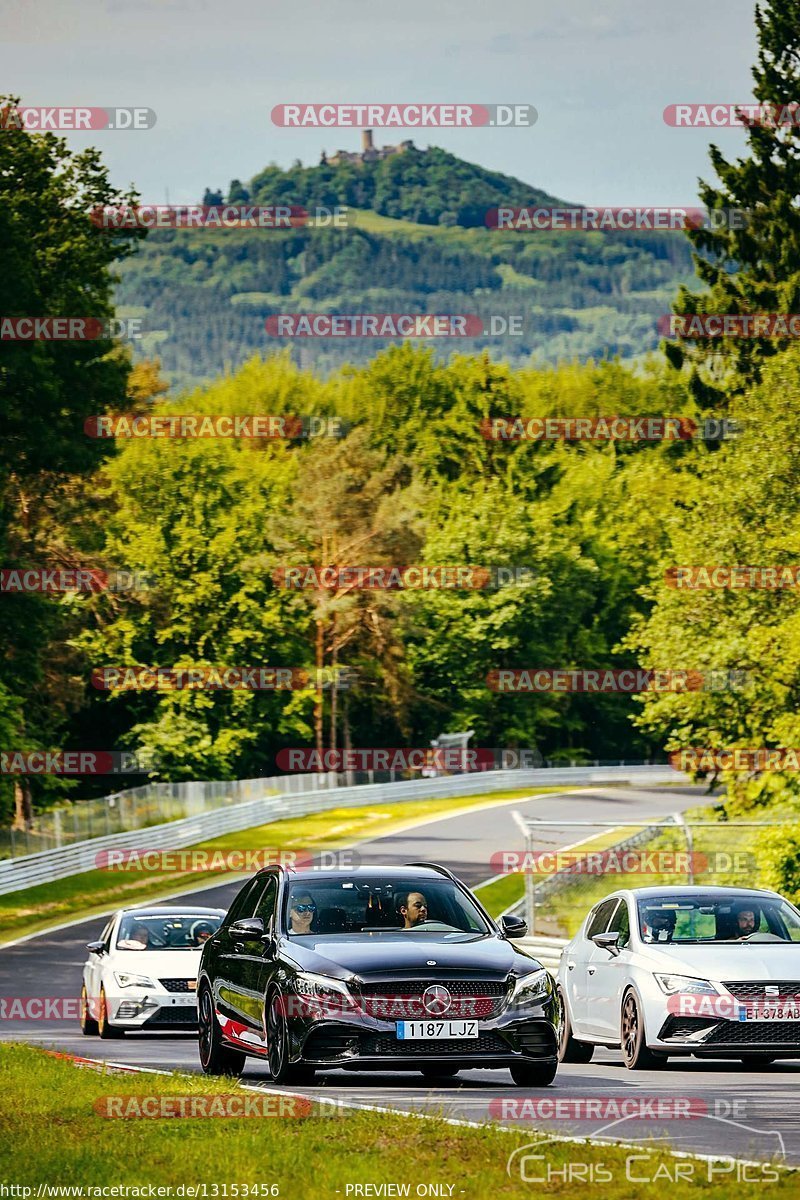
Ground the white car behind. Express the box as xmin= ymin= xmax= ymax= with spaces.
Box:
xmin=557 ymin=885 xmax=800 ymax=1069
xmin=81 ymin=905 xmax=225 ymax=1037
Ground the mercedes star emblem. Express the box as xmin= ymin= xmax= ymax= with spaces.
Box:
xmin=422 ymin=984 xmax=452 ymax=1016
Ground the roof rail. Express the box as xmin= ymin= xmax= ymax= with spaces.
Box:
xmin=405 ymin=861 xmax=456 ymax=880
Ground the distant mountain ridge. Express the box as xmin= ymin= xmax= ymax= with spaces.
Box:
xmin=119 ymin=145 xmax=695 ymax=390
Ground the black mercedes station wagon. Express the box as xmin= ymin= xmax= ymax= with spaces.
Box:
xmin=197 ymin=862 xmax=559 ymax=1086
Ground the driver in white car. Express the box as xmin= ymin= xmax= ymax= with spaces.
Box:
xmin=731 ymin=905 xmax=758 ymax=939
xmin=641 ymin=908 xmax=676 ymax=943
xmin=117 ymin=922 xmax=150 ymax=950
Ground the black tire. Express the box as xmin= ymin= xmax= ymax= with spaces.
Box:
xmin=80 ymin=984 xmax=98 ymax=1036
xmin=620 ymin=989 xmax=663 ymax=1070
xmin=266 ymin=989 xmax=315 ymax=1085
xmin=420 ymin=1065 xmax=460 ymax=1080
xmin=557 ymin=988 xmax=594 ymax=1063
xmin=739 ymin=1055 xmax=777 ymax=1067
xmin=97 ymin=987 xmax=124 ymax=1039
xmin=198 ymin=985 xmax=245 ymax=1077
xmin=510 ymin=1059 xmax=558 ymax=1087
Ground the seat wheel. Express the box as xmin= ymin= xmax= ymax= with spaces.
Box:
xmin=80 ymin=985 xmax=98 ymax=1036
xmin=198 ymin=986 xmax=245 ymax=1077
xmin=557 ymin=988 xmax=594 ymax=1063
xmin=620 ymin=989 xmax=662 ymax=1070
xmin=97 ymin=987 xmax=124 ymax=1039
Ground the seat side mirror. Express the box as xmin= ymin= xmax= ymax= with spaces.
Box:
xmin=501 ymin=914 xmax=528 ymax=939
xmin=86 ymin=940 xmax=106 ymax=955
xmin=592 ymin=931 xmax=621 ymax=956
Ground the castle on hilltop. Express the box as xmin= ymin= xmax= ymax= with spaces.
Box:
xmin=322 ymin=130 xmax=414 ymax=167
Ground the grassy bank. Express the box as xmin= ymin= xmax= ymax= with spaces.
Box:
xmin=0 ymin=1044 xmax=792 ymax=1197
xmin=0 ymin=787 xmax=566 ymax=943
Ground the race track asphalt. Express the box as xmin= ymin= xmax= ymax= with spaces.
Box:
xmin=2 ymin=784 xmax=796 ymax=1171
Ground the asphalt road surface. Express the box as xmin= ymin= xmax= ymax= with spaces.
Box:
xmin=2 ymin=784 xmax=797 ymax=1169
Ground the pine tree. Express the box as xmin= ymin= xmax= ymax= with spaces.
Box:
xmin=665 ymin=0 xmax=800 ymax=406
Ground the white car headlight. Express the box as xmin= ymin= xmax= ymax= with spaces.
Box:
xmin=511 ymin=968 xmax=552 ymax=1006
xmin=654 ymin=974 xmax=720 ymax=996
xmin=293 ymin=972 xmax=356 ymax=1009
xmin=114 ymin=972 xmax=157 ymax=989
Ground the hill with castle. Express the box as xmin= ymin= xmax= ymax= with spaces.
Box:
xmin=120 ymin=138 xmax=695 ymax=389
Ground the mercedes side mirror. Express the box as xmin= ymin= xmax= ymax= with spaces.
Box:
xmin=86 ymin=940 xmax=106 ymax=955
xmin=501 ymin=914 xmax=528 ymax=939
xmin=592 ymin=931 xmax=621 ymax=956
xmin=229 ymin=917 xmax=265 ymax=941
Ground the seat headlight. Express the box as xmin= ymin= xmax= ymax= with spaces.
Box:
xmin=114 ymin=972 xmax=157 ymax=989
xmin=510 ymin=968 xmax=552 ymax=1006
xmin=654 ymin=974 xmax=719 ymax=995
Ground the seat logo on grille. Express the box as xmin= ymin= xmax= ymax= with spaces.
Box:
xmin=422 ymin=985 xmax=452 ymax=1015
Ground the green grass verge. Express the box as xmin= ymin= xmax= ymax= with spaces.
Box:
xmin=474 ymin=872 xmax=525 ymax=917
xmin=475 ymin=826 xmax=640 ymax=920
xmin=0 ymin=787 xmax=567 ymax=943
xmin=0 ymin=1045 xmax=793 ymax=1195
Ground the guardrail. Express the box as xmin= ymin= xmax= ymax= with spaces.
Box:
xmin=0 ymin=763 xmax=686 ymax=896
xmin=517 ymin=935 xmax=567 ymax=973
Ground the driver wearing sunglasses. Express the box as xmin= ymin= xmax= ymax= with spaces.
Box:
xmin=289 ymin=893 xmax=317 ymax=935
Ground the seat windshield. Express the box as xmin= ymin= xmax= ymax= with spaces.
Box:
xmin=637 ymin=894 xmax=800 ymax=944
xmin=116 ymin=912 xmax=223 ymax=950
xmin=283 ymin=877 xmax=491 ymax=936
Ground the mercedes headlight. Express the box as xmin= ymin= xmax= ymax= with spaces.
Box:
xmin=114 ymin=972 xmax=157 ymax=989
xmin=510 ymin=968 xmax=552 ymax=1006
xmin=293 ymin=972 xmax=357 ymax=1010
xmin=654 ymin=974 xmax=719 ymax=995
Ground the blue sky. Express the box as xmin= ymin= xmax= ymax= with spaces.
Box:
xmin=1 ymin=0 xmax=761 ymax=206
